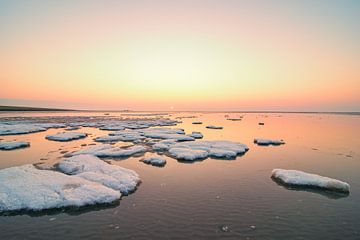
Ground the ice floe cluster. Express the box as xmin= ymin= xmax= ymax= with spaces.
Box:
xmin=154 ymin=141 xmax=249 ymax=161
xmin=0 ymin=141 xmax=30 ymax=150
xmin=95 ymin=128 xmax=196 ymax=143
xmin=0 ymin=118 xmax=179 ymax=136
xmin=0 ymin=123 xmax=65 ymax=135
xmin=271 ymin=169 xmax=350 ymax=193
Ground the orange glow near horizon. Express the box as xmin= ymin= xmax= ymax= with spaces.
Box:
xmin=0 ymin=1 xmax=359 ymax=111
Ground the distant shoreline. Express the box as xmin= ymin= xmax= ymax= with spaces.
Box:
xmin=0 ymin=105 xmax=359 ymax=115
xmin=0 ymin=105 xmax=75 ymax=111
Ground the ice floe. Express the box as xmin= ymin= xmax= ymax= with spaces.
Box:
xmin=188 ymin=131 xmax=203 ymax=139
xmin=254 ymin=139 xmax=285 ymax=146
xmin=206 ymin=125 xmax=223 ymax=129
xmin=271 ymin=169 xmax=350 ymax=193
xmin=69 ymin=145 xmax=146 ymax=158
xmin=58 ymin=155 xmax=140 ymax=194
xmin=0 ymin=164 xmax=121 ymax=212
xmin=0 ymin=141 xmax=30 ymax=150
xmin=142 ymin=157 xmax=166 ymax=167
xmin=167 ymin=141 xmax=249 ymax=161
xmin=46 ymin=132 xmax=88 ymax=141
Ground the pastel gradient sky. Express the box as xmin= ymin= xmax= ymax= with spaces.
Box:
xmin=1 ymin=0 xmax=359 ymax=111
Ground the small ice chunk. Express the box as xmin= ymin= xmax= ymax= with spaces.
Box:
xmin=188 ymin=131 xmax=203 ymax=139
xmin=0 ymin=164 xmax=121 ymax=212
xmin=271 ymin=169 xmax=350 ymax=193
xmin=0 ymin=141 xmax=30 ymax=150
xmin=46 ymin=132 xmax=88 ymax=141
xmin=254 ymin=139 xmax=285 ymax=146
xmin=206 ymin=125 xmax=223 ymax=129
xmin=142 ymin=157 xmax=166 ymax=167
xmin=58 ymin=155 xmax=140 ymax=194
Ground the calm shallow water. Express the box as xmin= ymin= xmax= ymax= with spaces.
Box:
xmin=0 ymin=112 xmax=359 ymax=240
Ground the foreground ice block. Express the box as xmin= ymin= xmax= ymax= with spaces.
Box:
xmin=0 ymin=141 xmax=30 ymax=150
xmin=271 ymin=169 xmax=350 ymax=193
xmin=0 ymin=165 xmax=121 ymax=212
xmin=58 ymin=154 xmax=141 ymax=194
xmin=46 ymin=132 xmax=87 ymax=141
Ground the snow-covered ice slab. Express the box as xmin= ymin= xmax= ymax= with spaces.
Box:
xmin=254 ymin=139 xmax=285 ymax=146
xmin=69 ymin=145 xmax=146 ymax=158
xmin=142 ymin=157 xmax=166 ymax=167
xmin=188 ymin=131 xmax=203 ymax=139
xmin=46 ymin=132 xmax=88 ymax=141
xmin=0 ymin=141 xmax=30 ymax=150
xmin=58 ymin=155 xmax=140 ymax=194
xmin=0 ymin=164 xmax=121 ymax=212
xmin=271 ymin=169 xmax=350 ymax=193
xmin=167 ymin=141 xmax=249 ymax=161
xmin=206 ymin=125 xmax=223 ymax=129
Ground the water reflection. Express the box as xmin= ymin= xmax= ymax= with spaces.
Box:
xmin=0 ymin=201 xmax=120 ymax=217
xmin=271 ymin=178 xmax=350 ymax=199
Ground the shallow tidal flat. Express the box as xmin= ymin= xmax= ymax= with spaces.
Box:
xmin=0 ymin=112 xmax=359 ymax=240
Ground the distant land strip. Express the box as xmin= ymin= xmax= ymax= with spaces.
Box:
xmin=0 ymin=105 xmax=75 ymax=111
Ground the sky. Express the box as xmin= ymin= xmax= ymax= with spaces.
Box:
xmin=0 ymin=0 xmax=359 ymax=111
